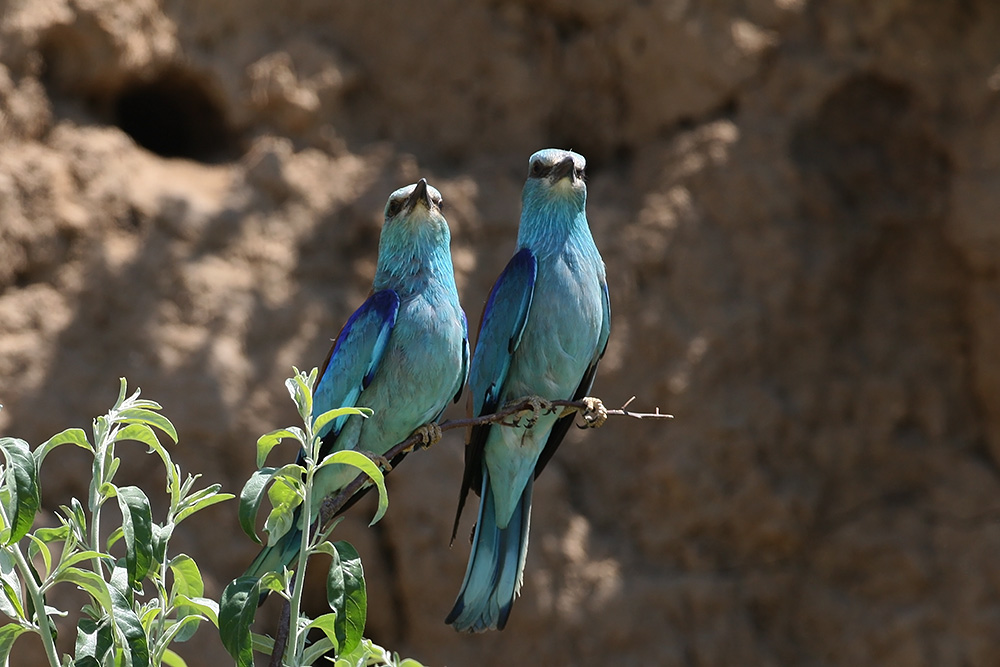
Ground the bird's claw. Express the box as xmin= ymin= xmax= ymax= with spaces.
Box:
xmin=411 ymin=422 xmax=443 ymax=450
xmin=501 ymin=395 xmax=553 ymax=428
xmin=362 ymin=451 xmax=393 ymax=472
xmin=577 ymin=396 xmax=608 ymax=429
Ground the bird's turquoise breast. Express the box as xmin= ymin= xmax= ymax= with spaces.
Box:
xmin=505 ymin=246 xmax=604 ymax=401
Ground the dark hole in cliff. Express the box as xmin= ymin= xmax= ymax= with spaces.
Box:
xmin=112 ymin=70 xmax=236 ymax=162
xmin=790 ymin=72 xmax=950 ymax=227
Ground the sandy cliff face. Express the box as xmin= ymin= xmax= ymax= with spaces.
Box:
xmin=3 ymin=1 xmax=1000 ymax=664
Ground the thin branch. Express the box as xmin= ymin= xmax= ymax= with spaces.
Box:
xmin=318 ymin=395 xmax=670 ymax=524
xmin=269 ymin=599 xmax=291 ymax=667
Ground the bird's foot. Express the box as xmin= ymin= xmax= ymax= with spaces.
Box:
xmin=501 ymin=395 xmax=554 ymax=428
xmin=411 ymin=422 xmax=443 ymax=450
xmin=577 ymin=396 xmax=608 ymax=429
xmin=361 ymin=451 xmax=393 ymax=472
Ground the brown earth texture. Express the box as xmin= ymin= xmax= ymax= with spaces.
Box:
xmin=3 ymin=0 xmax=1000 ymax=665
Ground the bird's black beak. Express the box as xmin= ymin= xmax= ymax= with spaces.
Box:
xmin=550 ymin=156 xmax=575 ymax=182
xmin=405 ymin=178 xmax=431 ymax=212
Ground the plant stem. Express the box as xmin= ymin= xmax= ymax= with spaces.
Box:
xmin=89 ymin=416 xmax=112 ymax=578
xmin=285 ymin=425 xmax=318 ymax=665
xmin=11 ymin=545 xmax=60 ymax=667
xmin=153 ymin=519 xmax=175 ymax=657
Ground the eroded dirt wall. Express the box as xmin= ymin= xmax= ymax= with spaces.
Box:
xmin=3 ymin=1 xmax=1000 ymax=665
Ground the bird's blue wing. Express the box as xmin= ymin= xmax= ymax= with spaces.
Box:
xmin=451 ymin=249 xmax=536 ymax=542
xmin=313 ymin=289 xmax=400 ymax=453
xmin=469 ymin=248 xmax=537 ymax=416
xmin=596 ymin=279 xmax=611 ymax=366
xmin=453 ymin=309 xmax=470 ymax=405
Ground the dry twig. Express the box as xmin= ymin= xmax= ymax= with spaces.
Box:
xmin=317 ymin=395 xmax=671 ymax=524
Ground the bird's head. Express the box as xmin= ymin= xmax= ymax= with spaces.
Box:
xmin=384 ymin=178 xmax=446 ymax=228
xmin=376 ymin=178 xmax=453 ymax=286
xmin=522 ymin=148 xmax=587 ymax=208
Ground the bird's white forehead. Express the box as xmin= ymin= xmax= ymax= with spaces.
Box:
xmin=387 ymin=182 xmax=443 ymax=203
xmin=528 ymin=148 xmax=586 ymax=170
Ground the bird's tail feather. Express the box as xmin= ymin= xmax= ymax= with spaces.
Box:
xmin=446 ymin=472 xmax=532 ymax=632
xmin=244 ymin=522 xmax=303 ymax=582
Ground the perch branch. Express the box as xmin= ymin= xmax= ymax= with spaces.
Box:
xmin=268 ymin=599 xmax=291 ymax=667
xmin=317 ymin=395 xmax=671 ymax=525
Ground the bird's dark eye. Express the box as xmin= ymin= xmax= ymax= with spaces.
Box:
xmin=575 ymin=167 xmax=585 ymax=181
xmin=530 ymin=161 xmax=545 ymax=177
xmin=434 ymin=196 xmax=444 ymax=210
xmin=386 ymin=199 xmax=403 ymax=217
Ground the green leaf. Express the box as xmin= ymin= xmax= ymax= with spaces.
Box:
xmin=106 ymin=526 xmax=125 ymax=551
xmin=266 ymin=471 xmax=304 ymax=511
xmin=250 ymin=633 xmax=275 ymax=657
xmin=160 ymin=648 xmax=189 ymax=667
xmin=301 ymin=636 xmax=337 ymax=666
xmin=0 ymin=437 xmax=40 ymax=545
xmin=219 ymin=577 xmax=260 ymax=667
xmin=116 ymin=486 xmax=154 ymax=588
xmin=108 ymin=571 xmax=150 ymax=667
xmin=174 ymin=595 xmax=218 ymax=627
xmin=0 ymin=623 xmax=28 ymax=664
xmin=27 ymin=533 xmax=53 ymax=579
xmin=74 ymin=616 xmax=114 ymax=667
xmin=326 ymin=545 xmax=344 ymax=619
xmin=117 ymin=408 xmax=178 ymax=444
xmin=237 ymin=467 xmax=277 ymax=544
xmin=256 ymin=428 xmax=306 ymax=468
xmin=33 ymin=523 xmax=69 ymax=544
xmin=53 ymin=567 xmax=112 ymax=610
xmin=105 ymin=456 xmax=122 ymax=488
xmin=172 ymin=485 xmax=233 ymax=525
xmin=151 ymin=524 xmax=171 ymax=567
xmin=115 ymin=423 xmax=179 ymax=500
xmin=168 ymin=555 xmax=204 ymax=599
xmin=258 ymin=571 xmax=287 ymax=595
xmin=336 ymin=638 xmax=392 ymax=666
xmin=168 ymin=555 xmax=206 ymax=642
xmin=110 ymin=560 xmax=133 ymax=604
xmin=140 ymin=606 xmax=161 ymax=633
xmin=317 ymin=450 xmax=388 ymax=526
xmin=66 ymin=498 xmax=89 ymax=542
xmin=34 ymin=428 xmax=92 ymax=467
xmin=263 ymin=499 xmax=301 ymax=549
xmin=312 ymin=407 xmax=371 ymax=442
xmin=52 ymin=550 xmax=109 ymax=575
xmin=114 ymin=378 xmax=130 ymax=409
xmin=330 ymin=541 xmax=366 ymax=656
xmin=152 ymin=615 xmax=203 ymax=661
xmin=0 ymin=550 xmax=24 ymax=620
xmin=241 ymin=464 xmax=305 ymax=546
xmin=286 ymin=372 xmax=315 ymax=425
xmin=305 ymin=611 xmax=339 ymax=650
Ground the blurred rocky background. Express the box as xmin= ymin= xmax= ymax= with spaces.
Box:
xmin=3 ymin=0 xmax=1000 ymax=664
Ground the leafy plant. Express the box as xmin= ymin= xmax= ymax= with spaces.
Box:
xmin=0 ymin=379 xmax=232 ymax=666
xmin=220 ymin=368 xmax=424 ymax=667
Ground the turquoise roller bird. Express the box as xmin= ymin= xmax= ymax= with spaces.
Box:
xmin=446 ymin=149 xmax=611 ymax=632
xmin=245 ymin=178 xmax=468 ymax=579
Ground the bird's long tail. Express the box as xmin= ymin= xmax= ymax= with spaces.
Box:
xmin=446 ymin=471 xmax=533 ymax=632
xmin=243 ymin=517 xmax=303 ymax=582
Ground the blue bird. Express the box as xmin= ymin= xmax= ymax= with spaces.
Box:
xmin=446 ymin=149 xmax=611 ymax=632
xmin=246 ymin=178 xmax=468 ymax=579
